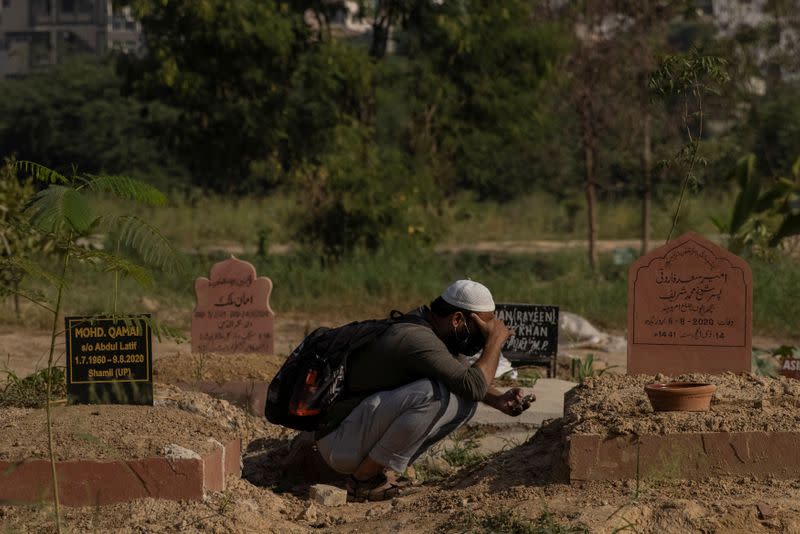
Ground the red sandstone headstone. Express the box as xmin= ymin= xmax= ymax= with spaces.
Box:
xmin=192 ymin=256 xmax=275 ymax=354
xmin=777 ymin=347 xmax=800 ymax=380
xmin=627 ymin=232 xmax=752 ymax=375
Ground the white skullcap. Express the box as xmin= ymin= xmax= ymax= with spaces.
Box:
xmin=441 ymin=280 xmax=495 ymax=312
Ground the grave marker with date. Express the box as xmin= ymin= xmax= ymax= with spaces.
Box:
xmin=65 ymin=314 xmax=153 ymax=405
xmin=192 ymin=256 xmax=275 ymax=354
xmin=495 ymin=303 xmax=559 ymax=377
xmin=627 ymin=232 xmax=752 ymax=375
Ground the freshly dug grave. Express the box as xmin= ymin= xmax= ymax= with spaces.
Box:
xmin=0 ymin=383 xmax=290 ymax=462
xmin=154 ymin=352 xmax=286 ymax=384
xmin=564 ymin=372 xmax=800 ymax=436
xmin=6 ymin=387 xmax=800 ymax=533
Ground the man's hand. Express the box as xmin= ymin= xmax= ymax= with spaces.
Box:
xmin=492 ymin=388 xmax=534 ymax=416
xmin=470 ymin=313 xmax=513 ymax=349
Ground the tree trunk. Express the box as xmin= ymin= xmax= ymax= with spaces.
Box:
xmin=641 ymin=111 xmax=652 ymax=256
xmin=13 ymin=289 xmax=20 ymax=321
xmin=370 ymin=15 xmax=392 ymax=58
xmin=579 ymin=92 xmax=599 ymax=272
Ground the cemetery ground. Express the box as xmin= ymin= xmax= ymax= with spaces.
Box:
xmin=2 ymin=312 xmax=800 ymax=532
xmin=2 ymin=233 xmax=800 ymax=532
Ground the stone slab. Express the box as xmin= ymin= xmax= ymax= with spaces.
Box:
xmin=627 ymin=232 xmax=752 ymax=375
xmin=567 ymin=431 xmax=800 ymax=481
xmin=0 ymin=437 xmax=242 ymax=506
xmin=309 ymin=484 xmax=347 ymax=507
xmin=468 ymin=379 xmax=576 ymax=428
xmin=192 ymin=256 xmax=275 ymax=354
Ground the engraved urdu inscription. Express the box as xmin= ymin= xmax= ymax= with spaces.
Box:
xmin=627 ymin=232 xmax=752 ymax=375
xmin=191 ymin=256 xmax=275 ymax=354
xmin=632 ymin=240 xmax=746 ymax=347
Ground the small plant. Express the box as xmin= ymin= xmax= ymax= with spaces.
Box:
xmin=457 ymin=508 xmax=588 ymax=534
xmin=0 ymin=161 xmax=184 ymax=532
xmin=515 ymin=366 xmax=541 ymax=388
xmin=650 ymin=47 xmax=730 ymax=242
xmin=0 ymin=155 xmax=52 ymax=320
xmin=570 ymin=354 xmax=617 ymax=383
xmin=711 ymin=154 xmax=800 ymax=256
xmin=216 ymin=488 xmax=236 ymax=516
xmin=752 ymin=347 xmax=780 ymax=377
xmin=409 ymin=462 xmax=446 ymax=484
xmin=442 ymin=437 xmax=484 ymax=468
xmin=0 ymin=366 xmax=67 ymax=408
xmin=192 ymin=353 xmax=207 ymax=383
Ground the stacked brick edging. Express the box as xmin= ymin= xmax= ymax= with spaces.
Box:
xmin=0 ymin=438 xmax=241 ymax=506
xmin=567 ymin=431 xmax=800 ymax=481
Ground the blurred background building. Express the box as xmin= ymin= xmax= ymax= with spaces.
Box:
xmin=0 ymin=0 xmax=140 ymax=78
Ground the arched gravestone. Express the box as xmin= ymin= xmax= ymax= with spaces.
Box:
xmin=627 ymin=232 xmax=752 ymax=375
xmin=192 ymin=256 xmax=275 ymax=354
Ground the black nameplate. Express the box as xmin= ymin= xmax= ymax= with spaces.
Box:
xmin=65 ymin=315 xmax=153 ymax=405
xmin=495 ymin=304 xmax=559 ymax=376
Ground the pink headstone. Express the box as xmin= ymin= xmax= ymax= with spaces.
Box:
xmin=627 ymin=232 xmax=752 ymax=375
xmin=191 ymin=256 xmax=275 ymax=354
xmin=780 ymin=357 xmax=800 ymax=380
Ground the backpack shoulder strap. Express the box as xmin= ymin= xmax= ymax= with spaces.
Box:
xmin=388 ymin=309 xmax=432 ymax=328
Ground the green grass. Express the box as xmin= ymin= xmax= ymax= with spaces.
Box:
xmin=4 ymin=185 xmax=799 ymax=342
xmin=752 ymin=253 xmax=800 ymax=337
xmin=5 ymin=242 xmax=800 ymax=343
xmin=0 ymin=366 xmax=67 ymax=408
xmin=444 ymin=189 xmax=737 ymax=242
xmin=454 ymin=509 xmax=589 ymax=534
xmin=103 ymin=191 xmax=297 ymax=251
xmin=442 ymin=437 xmax=485 ymax=468
xmin=103 ymin=188 xmax=738 ymax=248
xmin=15 ymin=246 xmax=627 ymax=331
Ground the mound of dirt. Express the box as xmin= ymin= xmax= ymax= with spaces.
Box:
xmin=564 ymin=372 xmax=800 ymax=436
xmin=0 ymin=383 xmax=290 ymax=461
xmin=154 ymin=352 xmax=286 ymax=384
xmin=452 ymin=418 xmax=568 ymax=491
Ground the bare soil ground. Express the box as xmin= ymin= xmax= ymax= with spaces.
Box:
xmin=4 ymin=408 xmax=800 ymax=533
xmin=565 ymin=372 xmax=800 ymax=436
xmin=0 ymin=312 xmax=319 ymax=380
xmin=4 ymin=312 xmax=800 ymax=532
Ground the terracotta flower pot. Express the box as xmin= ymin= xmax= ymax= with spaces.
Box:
xmin=644 ymin=382 xmax=717 ymax=412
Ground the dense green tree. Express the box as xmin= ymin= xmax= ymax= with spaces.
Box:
xmin=286 ymin=38 xmax=440 ymax=255
xmin=121 ymin=0 xmax=307 ymax=193
xmin=0 ymin=59 xmax=183 ymax=188
xmin=394 ymin=0 xmax=569 ymax=200
xmin=750 ymin=86 xmax=800 ymax=177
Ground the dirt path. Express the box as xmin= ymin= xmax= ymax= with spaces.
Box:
xmin=185 ymin=238 xmax=697 ymax=257
xmin=435 ymin=238 xmax=662 ymax=255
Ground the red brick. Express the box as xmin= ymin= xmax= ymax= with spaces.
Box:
xmin=223 ymin=438 xmax=242 ymax=477
xmin=568 ymin=431 xmax=800 ymax=481
xmin=203 ymin=440 xmax=225 ymax=492
xmin=0 ymin=459 xmax=53 ymax=504
xmin=0 ymin=456 xmax=204 ymax=506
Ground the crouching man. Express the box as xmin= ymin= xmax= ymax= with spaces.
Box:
xmin=314 ymin=280 xmax=534 ymax=501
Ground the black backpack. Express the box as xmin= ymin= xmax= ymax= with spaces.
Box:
xmin=265 ymin=311 xmax=426 ymax=431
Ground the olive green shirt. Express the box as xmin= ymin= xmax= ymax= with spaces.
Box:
xmin=317 ymin=319 xmax=488 ymax=437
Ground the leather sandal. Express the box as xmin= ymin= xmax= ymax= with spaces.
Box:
xmin=346 ymin=472 xmax=416 ymax=502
